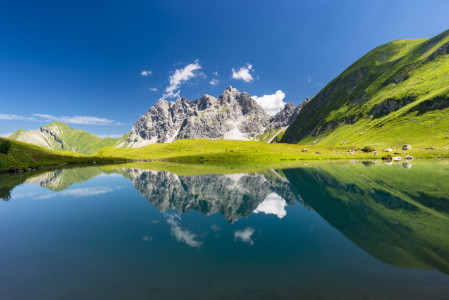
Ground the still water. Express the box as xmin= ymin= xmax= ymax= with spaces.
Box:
xmin=0 ymin=161 xmax=448 ymax=299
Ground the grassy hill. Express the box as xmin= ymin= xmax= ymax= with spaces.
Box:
xmin=9 ymin=121 xmax=129 ymax=155
xmin=0 ymin=138 xmax=122 ymax=172
xmin=282 ymin=29 xmax=449 ymax=148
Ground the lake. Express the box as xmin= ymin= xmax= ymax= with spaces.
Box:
xmin=1 ymin=161 xmax=448 ymax=299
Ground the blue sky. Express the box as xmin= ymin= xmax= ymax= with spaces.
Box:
xmin=1 ymin=0 xmax=448 ymax=138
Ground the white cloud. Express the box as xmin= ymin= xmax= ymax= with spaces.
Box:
xmin=0 ymin=113 xmax=37 ymax=121
xmin=165 ymin=213 xmax=202 ymax=248
xmin=307 ymin=75 xmax=311 ymax=83
xmin=232 ymin=64 xmax=254 ymax=82
xmin=162 ymin=60 xmax=202 ymax=100
xmin=252 ymin=90 xmax=286 ymax=116
xmin=0 ymin=132 xmax=12 ymax=138
xmin=209 ymin=79 xmax=220 ymax=86
xmin=35 ymin=187 xmax=113 ymax=200
xmin=149 ymin=87 xmax=158 ymax=92
xmin=213 ymin=71 xmax=218 ymax=76
xmin=253 ymin=193 xmax=287 ymax=218
xmin=234 ymin=227 xmax=255 ymax=246
xmin=32 ymin=114 xmax=123 ymax=126
xmin=141 ymin=70 xmax=152 ymax=76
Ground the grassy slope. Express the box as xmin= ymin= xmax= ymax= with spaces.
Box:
xmin=95 ymin=139 xmax=449 ymax=161
xmin=283 ymin=29 xmax=449 ymax=148
xmin=9 ymin=121 xmax=129 ymax=155
xmin=0 ymin=138 xmax=123 ymax=172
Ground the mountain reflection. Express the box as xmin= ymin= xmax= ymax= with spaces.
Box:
xmin=2 ymin=161 xmax=449 ymax=275
xmin=127 ymin=168 xmax=299 ymax=223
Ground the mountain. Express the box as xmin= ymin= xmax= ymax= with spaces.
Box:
xmin=282 ymin=29 xmax=449 ymax=147
xmin=8 ymin=121 xmax=129 ymax=155
xmin=119 ymin=86 xmax=308 ymax=148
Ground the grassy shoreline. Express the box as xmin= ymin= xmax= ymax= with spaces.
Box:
xmin=0 ymin=138 xmax=132 ymax=173
xmin=2 ymin=138 xmax=448 ymax=173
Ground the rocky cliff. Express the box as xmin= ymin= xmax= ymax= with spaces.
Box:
xmin=118 ymin=86 xmax=306 ymax=148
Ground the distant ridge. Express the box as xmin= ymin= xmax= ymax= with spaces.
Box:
xmin=8 ymin=121 xmax=129 ymax=155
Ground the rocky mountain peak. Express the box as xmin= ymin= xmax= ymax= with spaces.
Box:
xmin=122 ymin=87 xmax=308 ymax=148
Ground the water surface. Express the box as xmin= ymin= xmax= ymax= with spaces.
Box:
xmin=1 ymin=161 xmax=448 ymax=299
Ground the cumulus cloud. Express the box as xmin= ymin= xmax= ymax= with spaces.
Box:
xmin=32 ymin=114 xmax=123 ymax=126
xmin=252 ymin=90 xmax=286 ymax=116
xmin=234 ymin=227 xmax=256 ymax=246
xmin=0 ymin=132 xmax=12 ymax=138
xmin=232 ymin=64 xmax=254 ymax=82
xmin=162 ymin=60 xmax=202 ymax=100
xmin=35 ymin=187 xmax=114 ymax=200
xmin=0 ymin=113 xmax=37 ymax=121
xmin=253 ymin=193 xmax=287 ymax=218
xmin=141 ymin=70 xmax=152 ymax=76
xmin=209 ymin=79 xmax=220 ymax=86
xmin=149 ymin=87 xmax=158 ymax=92
xmin=165 ymin=213 xmax=202 ymax=248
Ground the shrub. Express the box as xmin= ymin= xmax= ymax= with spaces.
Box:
xmin=0 ymin=140 xmax=11 ymax=154
xmin=361 ymin=146 xmax=376 ymax=153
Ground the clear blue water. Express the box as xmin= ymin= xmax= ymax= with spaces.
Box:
xmin=0 ymin=162 xmax=448 ymax=299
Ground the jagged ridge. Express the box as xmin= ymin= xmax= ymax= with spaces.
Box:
xmin=120 ymin=86 xmax=308 ymax=148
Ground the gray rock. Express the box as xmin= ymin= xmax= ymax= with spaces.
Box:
xmin=402 ymin=144 xmax=412 ymax=150
xmin=122 ymin=87 xmax=308 ymax=147
xmin=404 ymin=155 xmax=414 ymax=161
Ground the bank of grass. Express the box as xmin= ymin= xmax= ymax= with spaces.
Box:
xmin=95 ymin=139 xmax=449 ymax=162
xmin=2 ymin=138 xmax=448 ymax=173
xmin=0 ymin=138 xmax=125 ymax=172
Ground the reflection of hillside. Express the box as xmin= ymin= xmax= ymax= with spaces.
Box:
xmin=127 ymin=168 xmax=300 ymax=223
xmin=284 ymin=163 xmax=449 ymax=275
xmin=25 ymin=167 xmax=103 ymax=191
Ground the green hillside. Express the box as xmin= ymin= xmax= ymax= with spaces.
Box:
xmin=8 ymin=121 xmax=129 ymax=155
xmin=282 ymin=29 xmax=449 ymax=148
xmin=0 ymin=138 xmax=120 ymax=172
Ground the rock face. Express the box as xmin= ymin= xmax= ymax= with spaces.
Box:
xmin=118 ymin=86 xmax=307 ymax=148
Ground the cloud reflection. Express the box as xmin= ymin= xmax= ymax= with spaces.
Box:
xmin=253 ymin=193 xmax=287 ymax=218
xmin=234 ymin=227 xmax=256 ymax=246
xmin=165 ymin=213 xmax=202 ymax=248
xmin=34 ymin=187 xmax=114 ymax=200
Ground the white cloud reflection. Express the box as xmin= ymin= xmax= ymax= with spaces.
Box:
xmin=253 ymin=193 xmax=287 ymax=218
xmin=234 ymin=227 xmax=255 ymax=246
xmin=165 ymin=213 xmax=202 ymax=248
xmin=34 ymin=187 xmax=114 ymax=200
